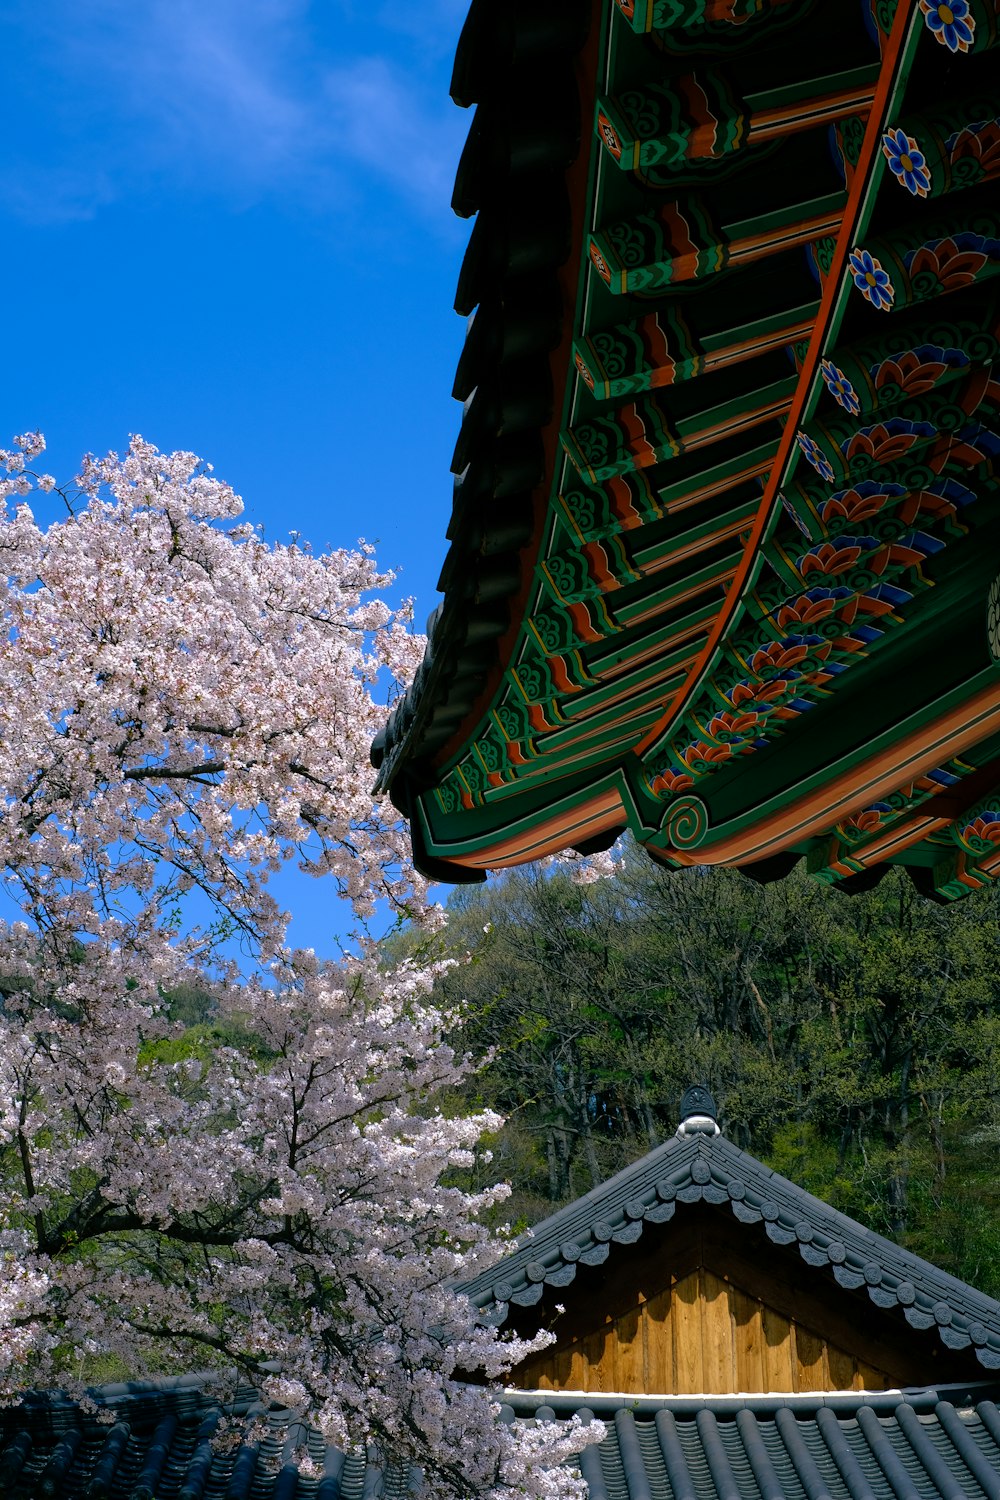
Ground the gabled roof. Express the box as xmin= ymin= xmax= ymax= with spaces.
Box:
xmin=460 ymin=1128 xmax=1000 ymax=1371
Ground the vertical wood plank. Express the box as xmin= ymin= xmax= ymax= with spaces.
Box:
xmin=858 ymin=1360 xmax=888 ymax=1390
xmin=511 ymin=1253 xmax=921 ymax=1401
xmin=552 ymin=1345 xmax=576 ymax=1391
xmin=701 ymin=1270 xmax=735 ymax=1392
xmin=761 ymin=1304 xmax=794 ymax=1391
xmin=645 ymin=1284 xmax=674 ymax=1393
xmin=672 ymin=1268 xmax=705 ymax=1394
xmin=827 ymin=1342 xmax=855 ymax=1391
xmin=586 ymin=1324 xmax=614 ymax=1393
xmin=615 ymin=1304 xmax=645 ymax=1393
xmin=642 ymin=1299 xmax=651 ymax=1394
xmin=789 ymin=1324 xmax=800 ymax=1393
xmin=568 ymin=1337 xmax=588 ymax=1391
xmin=608 ymin=1318 xmax=620 ymax=1394
xmin=731 ymin=1286 xmax=765 ymax=1391
xmin=795 ymin=1324 xmax=826 ymax=1391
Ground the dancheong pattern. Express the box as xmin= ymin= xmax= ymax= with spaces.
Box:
xmin=374 ymin=0 xmax=1000 ymax=902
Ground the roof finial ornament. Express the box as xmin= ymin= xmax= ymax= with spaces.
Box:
xmin=677 ymin=1084 xmax=721 ymax=1138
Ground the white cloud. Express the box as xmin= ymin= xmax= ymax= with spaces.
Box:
xmin=2 ymin=0 xmax=468 ymax=224
xmin=82 ymin=0 xmax=315 ymax=180
xmin=321 ymin=54 xmax=467 ymax=213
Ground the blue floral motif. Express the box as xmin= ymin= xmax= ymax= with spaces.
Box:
xmin=820 ymin=358 xmax=861 ymax=415
xmin=919 ymin=0 xmax=976 ymax=53
xmin=796 ymin=431 xmax=835 ymax=484
xmin=848 ymin=247 xmax=895 ymax=311
xmin=881 ymin=127 xmax=932 ymax=197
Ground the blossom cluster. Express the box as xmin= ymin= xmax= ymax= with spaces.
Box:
xmin=0 ymin=434 xmax=600 ymax=1500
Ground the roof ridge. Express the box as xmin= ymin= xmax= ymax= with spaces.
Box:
xmin=499 ymin=1379 xmax=1000 ymax=1417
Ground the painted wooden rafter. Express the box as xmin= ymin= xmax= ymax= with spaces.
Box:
xmin=375 ymin=0 xmax=1000 ymax=901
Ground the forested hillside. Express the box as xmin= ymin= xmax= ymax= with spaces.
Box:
xmin=431 ymin=853 xmax=1000 ymax=1298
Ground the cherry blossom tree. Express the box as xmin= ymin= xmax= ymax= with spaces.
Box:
xmin=0 ymin=434 xmax=596 ymax=1499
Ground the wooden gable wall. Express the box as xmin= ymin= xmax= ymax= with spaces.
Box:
xmin=515 ymin=1264 xmax=894 ymax=1396
xmin=508 ymin=1205 xmax=972 ymax=1397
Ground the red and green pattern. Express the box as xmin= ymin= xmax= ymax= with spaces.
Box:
xmin=379 ymin=0 xmax=1000 ymax=902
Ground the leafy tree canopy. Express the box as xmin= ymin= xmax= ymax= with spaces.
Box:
xmin=434 ymin=850 xmax=1000 ymax=1295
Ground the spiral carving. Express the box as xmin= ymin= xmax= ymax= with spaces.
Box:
xmin=871 ymin=516 xmax=907 ymax=542
xmin=910 ymin=268 xmax=944 ymax=303
xmin=662 ymin=795 xmax=709 ymax=850
xmin=952 ymin=156 xmax=984 ymax=192
xmin=874 ymin=379 xmax=905 ymax=406
xmin=968 ymin=216 xmax=997 ymax=241
xmin=901 ymin=463 xmax=937 ymax=491
xmin=561 ymin=489 xmax=601 ymax=535
xmin=988 ymin=574 xmax=1000 ymax=663
xmin=967 ymin=331 xmax=1000 ymax=364
xmin=591 ymin=335 xmax=629 ymax=379
xmin=934 ymin=403 xmax=966 ymax=433
xmin=531 ymin=611 xmax=566 ymax=653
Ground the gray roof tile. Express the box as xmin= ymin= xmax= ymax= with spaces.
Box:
xmin=503 ymin=1387 xmax=1000 ymax=1500
xmin=0 ymin=1378 xmax=418 ymax=1500
xmin=10 ymin=1378 xmax=1000 ymax=1500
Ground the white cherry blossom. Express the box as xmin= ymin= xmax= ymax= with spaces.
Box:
xmin=0 ymin=434 xmax=600 ymax=1500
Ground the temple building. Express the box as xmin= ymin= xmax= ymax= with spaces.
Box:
xmin=371 ymin=0 xmax=1000 ymax=901
xmin=465 ymin=1088 xmax=1000 ymax=1500
xmin=9 ymin=1090 xmax=1000 ymax=1496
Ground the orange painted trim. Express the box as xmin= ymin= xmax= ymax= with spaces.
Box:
xmin=680 ymin=396 xmax=793 ymax=455
xmin=567 ymin=658 xmax=694 ymax=718
xmin=535 ymin=705 xmax=662 ymax=757
xmin=633 ymin=0 xmax=920 ymax=765
xmin=503 ymin=732 xmax=641 ymax=785
xmin=844 ymin=812 xmax=953 ymax=867
xmin=566 ymin=600 xmax=606 ymax=644
xmin=639 ymin=511 xmax=755 ymax=576
xmin=669 ymin=679 xmax=1000 ymax=868
xmin=597 ymin=634 xmax=705 ymax=682
xmin=727 ymin=208 xmax=844 ymax=263
xmin=749 ymin=83 xmax=878 ymax=141
xmin=625 ymin=562 xmax=739 ymax=628
xmin=701 ymin=318 xmax=815 ymax=374
xmin=659 ymin=456 xmax=774 ymax=518
xmin=447 ymin=785 xmax=626 ymax=867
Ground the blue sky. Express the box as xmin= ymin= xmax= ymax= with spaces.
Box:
xmin=1 ymin=0 xmax=473 ymax=952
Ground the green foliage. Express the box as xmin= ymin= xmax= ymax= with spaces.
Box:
xmin=433 ymin=847 xmax=1000 ymax=1295
xmin=159 ymin=980 xmax=218 ymax=1027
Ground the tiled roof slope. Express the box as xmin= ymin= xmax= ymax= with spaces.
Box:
xmin=0 ymin=1375 xmax=419 ymax=1499
xmin=459 ymin=1131 xmax=1000 ymax=1370
xmin=10 ymin=1377 xmax=1000 ymax=1500
xmin=507 ymin=1385 xmax=1000 ymax=1500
